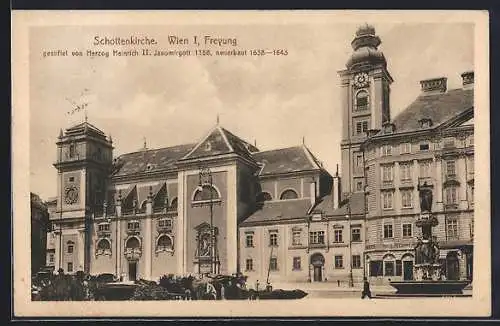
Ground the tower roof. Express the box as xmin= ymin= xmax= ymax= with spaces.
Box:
xmin=347 ymin=24 xmax=386 ymax=70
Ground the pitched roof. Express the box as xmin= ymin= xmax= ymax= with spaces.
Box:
xmin=241 ymin=199 xmax=312 ymax=225
xmin=252 ymin=145 xmax=322 ymax=176
xmin=112 ymin=144 xmax=195 ymax=176
xmin=390 ymin=88 xmax=473 ymax=134
xmin=313 ymin=191 xmax=365 ymax=216
xmin=181 ymin=125 xmax=256 ymax=162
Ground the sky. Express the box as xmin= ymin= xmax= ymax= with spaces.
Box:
xmin=29 ymin=22 xmax=474 ymax=200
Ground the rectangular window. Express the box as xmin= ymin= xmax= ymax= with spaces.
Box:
xmin=400 ymin=143 xmax=411 ymax=154
xmin=355 ymin=154 xmax=363 ymax=168
xmin=292 ymin=230 xmax=301 ymax=246
xmin=355 ymin=121 xmax=369 ymax=135
xmin=334 ymin=255 xmax=344 ymax=269
xmin=400 ymin=163 xmax=412 ymax=181
xmin=446 ymin=187 xmax=458 ymax=205
xmin=383 ymin=224 xmax=393 ymax=239
xmin=67 ymin=244 xmax=74 ymax=254
xmin=67 ymin=262 xmax=73 ymax=273
xmin=401 ymin=190 xmax=413 ymax=208
xmin=269 ymin=257 xmax=278 ymax=271
xmin=419 ymin=142 xmax=430 ymax=151
xmin=395 ymin=260 xmax=403 ymax=276
xmin=269 ymin=232 xmax=278 ymax=246
xmin=127 ymin=221 xmax=140 ymax=230
xmin=333 ymin=229 xmax=343 ymax=243
xmin=381 ymin=165 xmax=393 ymax=182
xmin=351 ymin=228 xmax=361 ymax=242
xmin=246 ymin=234 xmax=254 ymax=247
xmin=381 ymin=145 xmax=392 ymax=156
xmin=69 ymin=176 xmax=75 ymax=182
xmin=382 ymin=192 xmax=393 ymax=210
xmin=98 ymin=223 xmax=110 ymax=232
xmin=369 ymin=260 xmax=383 ymax=277
xmin=49 ymin=253 xmax=55 ymax=263
xmin=158 ymin=219 xmax=172 ymax=228
xmin=419 ymin=161 xmax=432 ymax=178
xmin=362 ymin=121 xmax=368 ymax=133
xmin=356 ymin=181 xmax=363 ymax=191
xmin=446 ymin=160 xmax=456 ymax=177
xmin=384 ymin=261 xmax=395 ymax=276
xmin=293 ymin=257 xmax=301 ymax=270
xmin=402 ymin=223 xmax=413 ymax=237
xmin=446 ymin=219 xmax=459 ymax=239
xmin=352 ymin=255 xmax=361 ymax=269
xmin=245 ymin=259 xmax=253 ymax=271
xmin=309 ymin=231 xmax=325 ymax=245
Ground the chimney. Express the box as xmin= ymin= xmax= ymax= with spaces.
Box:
xmin=461 ymin=71 xmax=474 ymax=89
xmin=333 ymin=174 xmax=340 ymax=209
xmin=420 ymin=77 xmax=447 ymax=95
xmin=310 ymin=182 xmax=316 ymax=207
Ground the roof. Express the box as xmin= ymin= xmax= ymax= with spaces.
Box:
xmin=314 ymin=191 xmax=365 ymax=216
xmin=112 ymin=143 xmax=195 ymax=176
xmin=253 ymin=145 xmax=322 ymax=176
xmin=65 ymin=121 xmax=106 ymax=137
xmin=181 ymin=125 xmax=257 ymax=162
xmin=110 ymin=126 xmax=326 ymax=178
xmin=241 ymin=199 xmax=312 ymax=225
xmin=390 ymin=88 xmax=473 ymax=134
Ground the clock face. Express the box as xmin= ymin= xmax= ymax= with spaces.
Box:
xmin=65 ymin=185 xmax=79 ymax=205
xmin=354 ymin=73 xmax=369 ymax=88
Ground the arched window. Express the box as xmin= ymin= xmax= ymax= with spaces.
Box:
xmin=256 ymin=191 xmax=273 ymax=203
xmin=280 ymin=189 xmax=299 ymax=200
xmin=140 ymin=200 xmax=147 ymax=213
xmin=193 ymin=185 xmax=220 ymax=201
xmin=355 ymin=90 xmax=369 ymax=111
xmin=156 ymin=235 xmax=173 ymax=252
xmin=69 ymin=143 xmax=76 ymax=158
xmin=169 ymin=197 xmax=178 ymax=211
xmin=125 ymin=237 xmax=140 ymax=249
xmin=96 ymin=239 xmax=112 ymax=256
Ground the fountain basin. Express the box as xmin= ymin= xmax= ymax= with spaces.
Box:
xmin=389 ymin=280 xmax=470 ymax=295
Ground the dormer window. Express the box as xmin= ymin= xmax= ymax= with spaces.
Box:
xmin=419 ymin=118 xmax=432 ymax=129
xmin=383 ymin=123 xmax=395 ymax=134
xmin=204 ymin=141 xmax=212 ymax=152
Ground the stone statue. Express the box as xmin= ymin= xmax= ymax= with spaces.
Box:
xmin=418 ymin=182 xmax=433 ymax=213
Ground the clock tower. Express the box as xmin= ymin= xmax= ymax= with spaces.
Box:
xmin=52 ymin=121 xmax=113 ymax=273
xmin=338 ymin=24 xmax=393 ymax=198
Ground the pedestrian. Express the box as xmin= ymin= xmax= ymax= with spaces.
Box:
xmin=361 ymin=277 xmax=372 ymax=299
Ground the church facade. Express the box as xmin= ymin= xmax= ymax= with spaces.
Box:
xmin=45 ymin=25 xmax=474 ymax=285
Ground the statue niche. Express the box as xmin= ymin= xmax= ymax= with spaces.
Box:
xmin=418 ymin=181 xmax=433 ymax=213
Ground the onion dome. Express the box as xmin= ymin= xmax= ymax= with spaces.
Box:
xmin=346 ymin=24 xmax=386 ymax=70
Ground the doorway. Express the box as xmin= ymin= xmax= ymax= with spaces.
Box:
xmin=310 ymin=253 xmax=325 ymax=282
xmin=313 ymin=266 xmax=322 ymax=282
xmin=446 ymin=252 xmax=460 ymax=280
xmin=403 ymin=261 xmax=414 ymax=280
xmin=128 ymin=261 xmax=137 ymax=281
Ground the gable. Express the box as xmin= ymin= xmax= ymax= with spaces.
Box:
xmin=182 ymin=127 xmax=233 ymax=160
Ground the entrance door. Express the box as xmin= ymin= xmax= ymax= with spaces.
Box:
xmin=313 ymin=266 xmax=322 ymax=282
xmin=128 ymin=262 xmax=137 ymax=281
xmin=403 ymin=261 xmax=414 ymax=281
xmin=446 ymin=254 xmax=460 ymax=280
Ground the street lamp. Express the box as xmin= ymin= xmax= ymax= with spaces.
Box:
xmin=198 ymin=166 xmax=215 ymax=275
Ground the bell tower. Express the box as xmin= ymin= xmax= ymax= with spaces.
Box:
xmin=52 ymin=121 xmax=113 ymax=273
xmin=338 ymin=24 xmax=393 ymax=198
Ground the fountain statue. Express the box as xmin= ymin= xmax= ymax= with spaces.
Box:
xmin=388 ymin=181 xmax=470 ymax=296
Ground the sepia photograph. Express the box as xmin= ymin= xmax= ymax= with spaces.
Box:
xmin=12 ymin=10 xmax=490 ymax=317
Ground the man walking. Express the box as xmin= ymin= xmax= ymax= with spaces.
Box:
xmin=361 ymin=277 xmax=372 ymax=299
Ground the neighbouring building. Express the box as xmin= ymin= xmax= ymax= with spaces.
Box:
xmin=339 ymin=24 xmax=474 ymax=285
xmin=31 ymin=192 xmax=49 ymax=275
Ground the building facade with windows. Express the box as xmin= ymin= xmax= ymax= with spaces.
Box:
xmin=338 ymin=24 xmax=474 ymax=285
xmin=31 ymin=193 xmax=49 ymax=275
xmin=47 ymin=121 xmax=358 ymax=283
